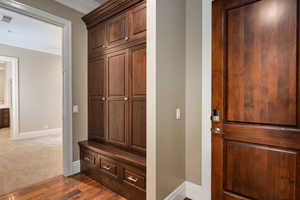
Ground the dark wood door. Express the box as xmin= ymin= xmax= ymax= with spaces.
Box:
xmin=129 ymin=44 xmax=146 ymax=153
xmin=88 ymin=57 xmax=106 ymax=141
xmin=106 ymin=13 xmax=129 ymax=48
xmin=106 ymin=50 xmax=129 ymax=147
xmin=129 ymin=2 xmax=146 ymax=42
xmin=212 ymin=0 xmax=300 ymax=199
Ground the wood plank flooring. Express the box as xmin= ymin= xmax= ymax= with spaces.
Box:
xmin=0 ymin=174 xmax=126 ymax=200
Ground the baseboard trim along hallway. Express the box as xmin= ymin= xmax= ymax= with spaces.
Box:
xmin=72 ymin=160 xmax=81 ymax=175
xmin=12 ymin=128 xmax=62 ymax=140
xmin=164 ymin=181 xmax=203 ymax=200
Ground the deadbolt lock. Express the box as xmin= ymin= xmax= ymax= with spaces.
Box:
xmin=211 ymin=109 xmax=221 ymax=122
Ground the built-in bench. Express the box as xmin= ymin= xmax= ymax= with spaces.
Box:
xmin=79 ymin=141 xmax=146 ymax=200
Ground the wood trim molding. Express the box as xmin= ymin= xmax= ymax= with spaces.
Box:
xmin=82 ymin=0 xmax=144 ymax=28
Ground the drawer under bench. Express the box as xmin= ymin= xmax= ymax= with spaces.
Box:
xmin=79 ymin=141 xmax=146 ymax=200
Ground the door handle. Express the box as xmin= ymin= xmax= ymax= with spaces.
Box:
xmin=211 ymin=128 xmax=223 ymax=135
xmin=127 ymin=176 xmax=138 ymax=183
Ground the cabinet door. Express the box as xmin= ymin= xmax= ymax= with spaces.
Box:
xmin=88 ymin=23 xmax=106 ymax=57
xmin=107 ymin=100 xmax=128 ymax=146
xmin=106 ymin=13 xmax=129 ymax=48
xmin=88 ymin=57 xmax=106 ymax=141
xmin=129 ymin=3 xmax=146 ymax=41
xmin=88 ymin=57 xmax=106 ymax=96
xmin=107 ymin=50 xmax=129 ymax=147
xmin=88 ymin=96 xmax=106 ymax=141
xmin=129 ymin=45 xmax=146 ymax=153
xmin=107 ymin=50 xmax=129 ymax=98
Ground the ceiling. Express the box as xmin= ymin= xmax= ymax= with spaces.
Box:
xmin=54 ymin=0 xmax=108 ymax=14
xmin=0 ymin=7 xmax=62 ymax=55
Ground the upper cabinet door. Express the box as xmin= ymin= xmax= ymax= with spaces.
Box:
xmin=107 ymin=50 xmax=129 ymax=99
xmin=106 ymin=13 xmax=129 ymax=48
xmin=129 ymin=3 xmax=146 ymax=41
xmin=89 ymin=23 xmax=106 ymax=56
xmin=88 ymin=57 xmax=106 ymax=97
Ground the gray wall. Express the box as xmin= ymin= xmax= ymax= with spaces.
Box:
xmin=156 ymin=0 xmax=186 ymax=199
xmin=14 ymin=0 xmax=88 ymax=161
xmin=185 ymin=0 xmax=202 ymax=185
xmin=0 ymin=44 xmax=62 ymax=133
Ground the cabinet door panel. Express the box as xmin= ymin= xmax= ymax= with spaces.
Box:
xmin=107 ymin=50 xmax=129 ymax=98
xmin=131 ymin=45 xmax=146 ymax=97
xmin=89 ymin=23 xmax=106 ymax=56
xmin=129 ymin=3 xmax=146 ymax=41
xmin=130 ymin=100 xmax=146 ymax=152
xmin=106 ymin=13 xmax=128 ymax=47
xmin=88 ymin=57 xmax=105 ymax=96
xmin=88 ymin=96 xmax=106 ymax=140
xmin=107 ymin=100 xmax=128 ymax=146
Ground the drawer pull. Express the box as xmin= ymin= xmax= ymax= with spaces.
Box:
xmin=84 ymin=157 xmax=90 ymax=161
xmin=103 ymin=165 xmax=111 ymax=170
xmin=127 ymin=176 xmax=138 ymax=183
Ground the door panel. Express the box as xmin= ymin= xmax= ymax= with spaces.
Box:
xmin=89 ymin=23 xmax=106 ymax=56
xmin=106 ymin=13 xmax=128 ymax=47
xmin=130 ymin=100 xmax=146 ymax=152
xmin=226 ymin=0 xmax=297 ymax=126
xmin=212 ymin=0 xmax=300 ymax=199
xmin=225 ymin=141 xmax=297 ymax=200
xmin=129 ymin=44 xmax=146 ymax=153
xmin=88 ymin=96 xmax=106 ymax=140
xmin=129 ymin=3 xmax=146 ymax=41
xmin=131 ymin=45 xmax=146 ymax=97
xmin=88 ymin=57 xmax=105 ymax=96
xmin=107 ymin=50 xmax=129 ymax=98
xmin=107 ymin=100 xmax=128 ymax=146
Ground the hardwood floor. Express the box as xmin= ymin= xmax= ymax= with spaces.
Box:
xmin=0 ymin=174 xmax=126 ymax=200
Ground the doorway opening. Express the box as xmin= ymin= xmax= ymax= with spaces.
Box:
xmin=0 ymin=0 xmax=73 ymax=195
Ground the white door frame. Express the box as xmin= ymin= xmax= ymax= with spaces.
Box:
xmin=0 ymin=0 xmax=74 ymax=176
xmin=0 ymin=56 xmax=19 ymax=140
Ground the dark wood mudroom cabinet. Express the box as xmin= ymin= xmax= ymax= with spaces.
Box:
xmin=0 ymin=108 xmax=10 ymax=128
xmin=81 ymin=1 xmax=146 ymax=199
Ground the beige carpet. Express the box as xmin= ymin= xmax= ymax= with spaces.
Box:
xmin=0 ymin=128 xmax=63 ymax=195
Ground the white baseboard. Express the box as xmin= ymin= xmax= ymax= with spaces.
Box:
xmin=164 ymin=181 xmax=204 ymax=200
xmin=72 ymin=160 xmax=81 ymax=175
xmin=11 ymin=128 xmax=62 ymax=140
xmin=185 ymin=181 xmax=203 ymax=200
xmin=164 ymin=182 xmax=186 ymax=200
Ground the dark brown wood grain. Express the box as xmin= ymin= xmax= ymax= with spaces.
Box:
xmin=212 ymin=0 xmax=300 ymax=199
xmin=107 ymin=50 xmax=129 ymax=98
xmin=82 ymin=0 xmax=144 ymax=29
xmin=0 ymin=108 xmax=9 ymax=128
xmin=79 ymin=142 xmax=146 ymax=200
xmin=129 ymin=2 xmax=146 ymax=42
xmin=129 ymin=44 xmax=146 ymax=154
xmin=83 ymin=0 xmax=146 ymax=199
xmin=107 ymin=100 xmax=128 ymax=147
xmin=0 ymin=174 xmax=126 ymax=200
xmin=106 ymin=13 xmax=129 ymax=48
xmin=226 ymin=0 xmax=297 ymax=126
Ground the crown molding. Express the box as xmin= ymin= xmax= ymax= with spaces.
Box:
xmin=82 ymin=0 xmax=144 ymax=29
xmin=54 ymin=0 xmax=101 ymax=14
